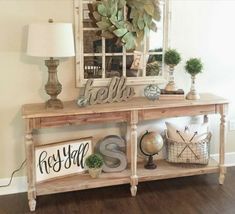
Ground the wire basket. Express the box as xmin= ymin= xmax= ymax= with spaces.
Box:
xmin=165 ymin=130 xmax=211 ymax=165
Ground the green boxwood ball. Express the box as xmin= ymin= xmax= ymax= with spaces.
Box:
xmin=85 ymin=153 xmax=104 ymax=169
xmin=185 ymin=58 xmax=203 ymax=75
xmin=164 ymin=49 xmax=181 ymax=66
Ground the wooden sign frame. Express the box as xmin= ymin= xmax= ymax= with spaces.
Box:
xmin=35 ymin=137 xmax=92 ymax=182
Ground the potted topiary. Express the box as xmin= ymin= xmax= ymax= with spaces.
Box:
xmin=164 ymin=49 xmax=181 ymax=91
xmin=85 ymin=153 xmax=104 ymax=178
xmin=185 ymin=58 xmax=203 ymax=100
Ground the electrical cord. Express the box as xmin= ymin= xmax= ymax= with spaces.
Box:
xmin=0 ymin=159 xmax=26 ymax=188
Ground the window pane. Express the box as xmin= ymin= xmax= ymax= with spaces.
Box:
xmin=84 ymin=31 xmax=102 ymax=53
xmin=146 ymin=55 xmax=162 ymax=77
xmin=84 ymin=56 xmax=102 ymax=79
xmin=83 ymin=3 xmax=95 ymax=28
xmin=105 ymin=56 xmax=123 ymax=78
xmin=105 ymin=39 xmax=122 ymax=53
xmin=126 ymin=55 xmax=143 ymax=77
xmin=148 ymin=28 xmax=163 ymax=51
xmin=148 ymin=53 xmax=162 ymax=64
xmin=156 ymin=4 xmax=164 ymax=29
xmin=148 ymin=3 xmax=164 ymax=52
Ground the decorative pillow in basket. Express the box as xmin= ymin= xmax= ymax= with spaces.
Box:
xmin=165 ymin=122 xmax=211 ymax=165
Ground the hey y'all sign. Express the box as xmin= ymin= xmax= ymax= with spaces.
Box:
xmin=35 ymin=138 xmax=92 ymax=182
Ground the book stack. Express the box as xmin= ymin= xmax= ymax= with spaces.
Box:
xmin=159 ymin=89 xmax=185 ymax=100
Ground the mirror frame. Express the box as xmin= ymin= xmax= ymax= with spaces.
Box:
xmin=74 ymin=0 xmax=171 ymax=87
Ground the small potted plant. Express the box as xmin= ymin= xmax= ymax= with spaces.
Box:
xmin=164 ymin=49 xmax=181 ymax=91
xmin=185 ymin=58 xmax=203 ymax=100
xmin=85 ymin=153 xmax=104 ymax=178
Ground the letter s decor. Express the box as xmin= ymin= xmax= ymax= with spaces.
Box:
xmin=95 ymin=135 xmax=127 ymax=172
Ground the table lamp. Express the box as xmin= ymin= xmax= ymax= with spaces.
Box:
xmin=27 ymin=19 xmax=75 ymax=109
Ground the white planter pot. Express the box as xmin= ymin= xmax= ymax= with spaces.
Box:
xmin=88 ymin=167 xmax=102 ymax=178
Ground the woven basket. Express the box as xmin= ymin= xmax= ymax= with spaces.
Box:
xmin=165 ymin=131 xmax=211 ymax=165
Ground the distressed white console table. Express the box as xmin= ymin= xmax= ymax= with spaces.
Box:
xmin=22 ymin=93 xmax=228 ymax=211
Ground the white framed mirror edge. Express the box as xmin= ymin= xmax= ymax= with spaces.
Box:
xmin=74 ymin=0 xmax=172 ymax=88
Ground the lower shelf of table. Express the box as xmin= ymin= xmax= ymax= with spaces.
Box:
xmin=36 ymin=158 xmax=220 ymax=196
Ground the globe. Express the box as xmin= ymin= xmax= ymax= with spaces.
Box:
xmin=140 ymin=131 xmax=164 ymax=169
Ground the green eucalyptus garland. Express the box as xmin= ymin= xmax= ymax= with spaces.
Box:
xmin=88 ymin=0 xmax=161 ymax=50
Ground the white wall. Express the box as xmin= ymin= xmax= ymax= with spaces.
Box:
xmin=171 ymin=0 xmax=235 ymax=153
xmin=0 ymin=0 xmax=235 ymax=181
xmin=0 ymin=0 xmax=77 ymax=179
xmin=172 ymin=0 xmax=235 ymax=103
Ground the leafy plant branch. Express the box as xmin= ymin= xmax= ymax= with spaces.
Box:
xmin=88 ymin=0 xmax=161 ymax=50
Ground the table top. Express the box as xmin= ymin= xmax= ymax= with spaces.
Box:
xmin=22 ymin=93 xmax=228 ymax=119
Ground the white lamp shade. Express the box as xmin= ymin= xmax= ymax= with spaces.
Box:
xmin=27 ymin=23 xmax=75 ymax=58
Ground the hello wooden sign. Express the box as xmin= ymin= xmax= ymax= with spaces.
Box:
xmin=35 ymin=138 xmax=92 ymax=182
xmin=83 ymin=76 xmax=135 ymax=105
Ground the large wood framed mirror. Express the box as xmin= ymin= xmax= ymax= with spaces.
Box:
xmin=74 ymin=0 xmax=171 ymax=87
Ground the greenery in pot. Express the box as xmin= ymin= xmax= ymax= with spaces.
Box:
xmin=85 ymin=153 xmax=104 ymax=178
xmin=164 ymin=49 xmax=181 ymax=66
xmin=164 ymin=49 xmax=181 ymax=91
xmin=85 ymin=153 xmax=104 ymax=169
xmin=185 ymin=58 xmax=203 ymax=76
xmin=185 ymin=58 xmax=203 ymax=100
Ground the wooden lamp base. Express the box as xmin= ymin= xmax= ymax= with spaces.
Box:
xmin=45 ymin=58 xmax=63 ymax=109
xmin=45 ymin=98 xmax=63 ymax=109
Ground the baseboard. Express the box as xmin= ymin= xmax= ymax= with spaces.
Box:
xmin=210 ymin=152 xmax=235 ymax=167
xmin=0 ymin=176 xmax=27 ymax=196
xmin=0 ymin=152 xmax=235 ymax=196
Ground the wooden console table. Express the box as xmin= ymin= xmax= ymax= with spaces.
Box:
xmin=22 ymin=93 xmax=228 ymax=211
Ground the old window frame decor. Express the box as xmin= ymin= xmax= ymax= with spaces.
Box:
xmin=74 ymin=0 xmax=171 ymax=87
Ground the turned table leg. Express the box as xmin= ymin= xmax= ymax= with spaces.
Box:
xmin=25 ymin=119 xmax=36 ymax=211
xmin=218 ymin=104 xmax=228 ymax=185
xmin=130 ymin=110 xmax=138 ymax=196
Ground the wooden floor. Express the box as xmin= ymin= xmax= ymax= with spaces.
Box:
xmin=1 ymin=167 xmax=235 ymax=214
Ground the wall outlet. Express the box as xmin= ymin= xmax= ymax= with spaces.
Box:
xmin=229 ymin=120 xmax=235 ymax=131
